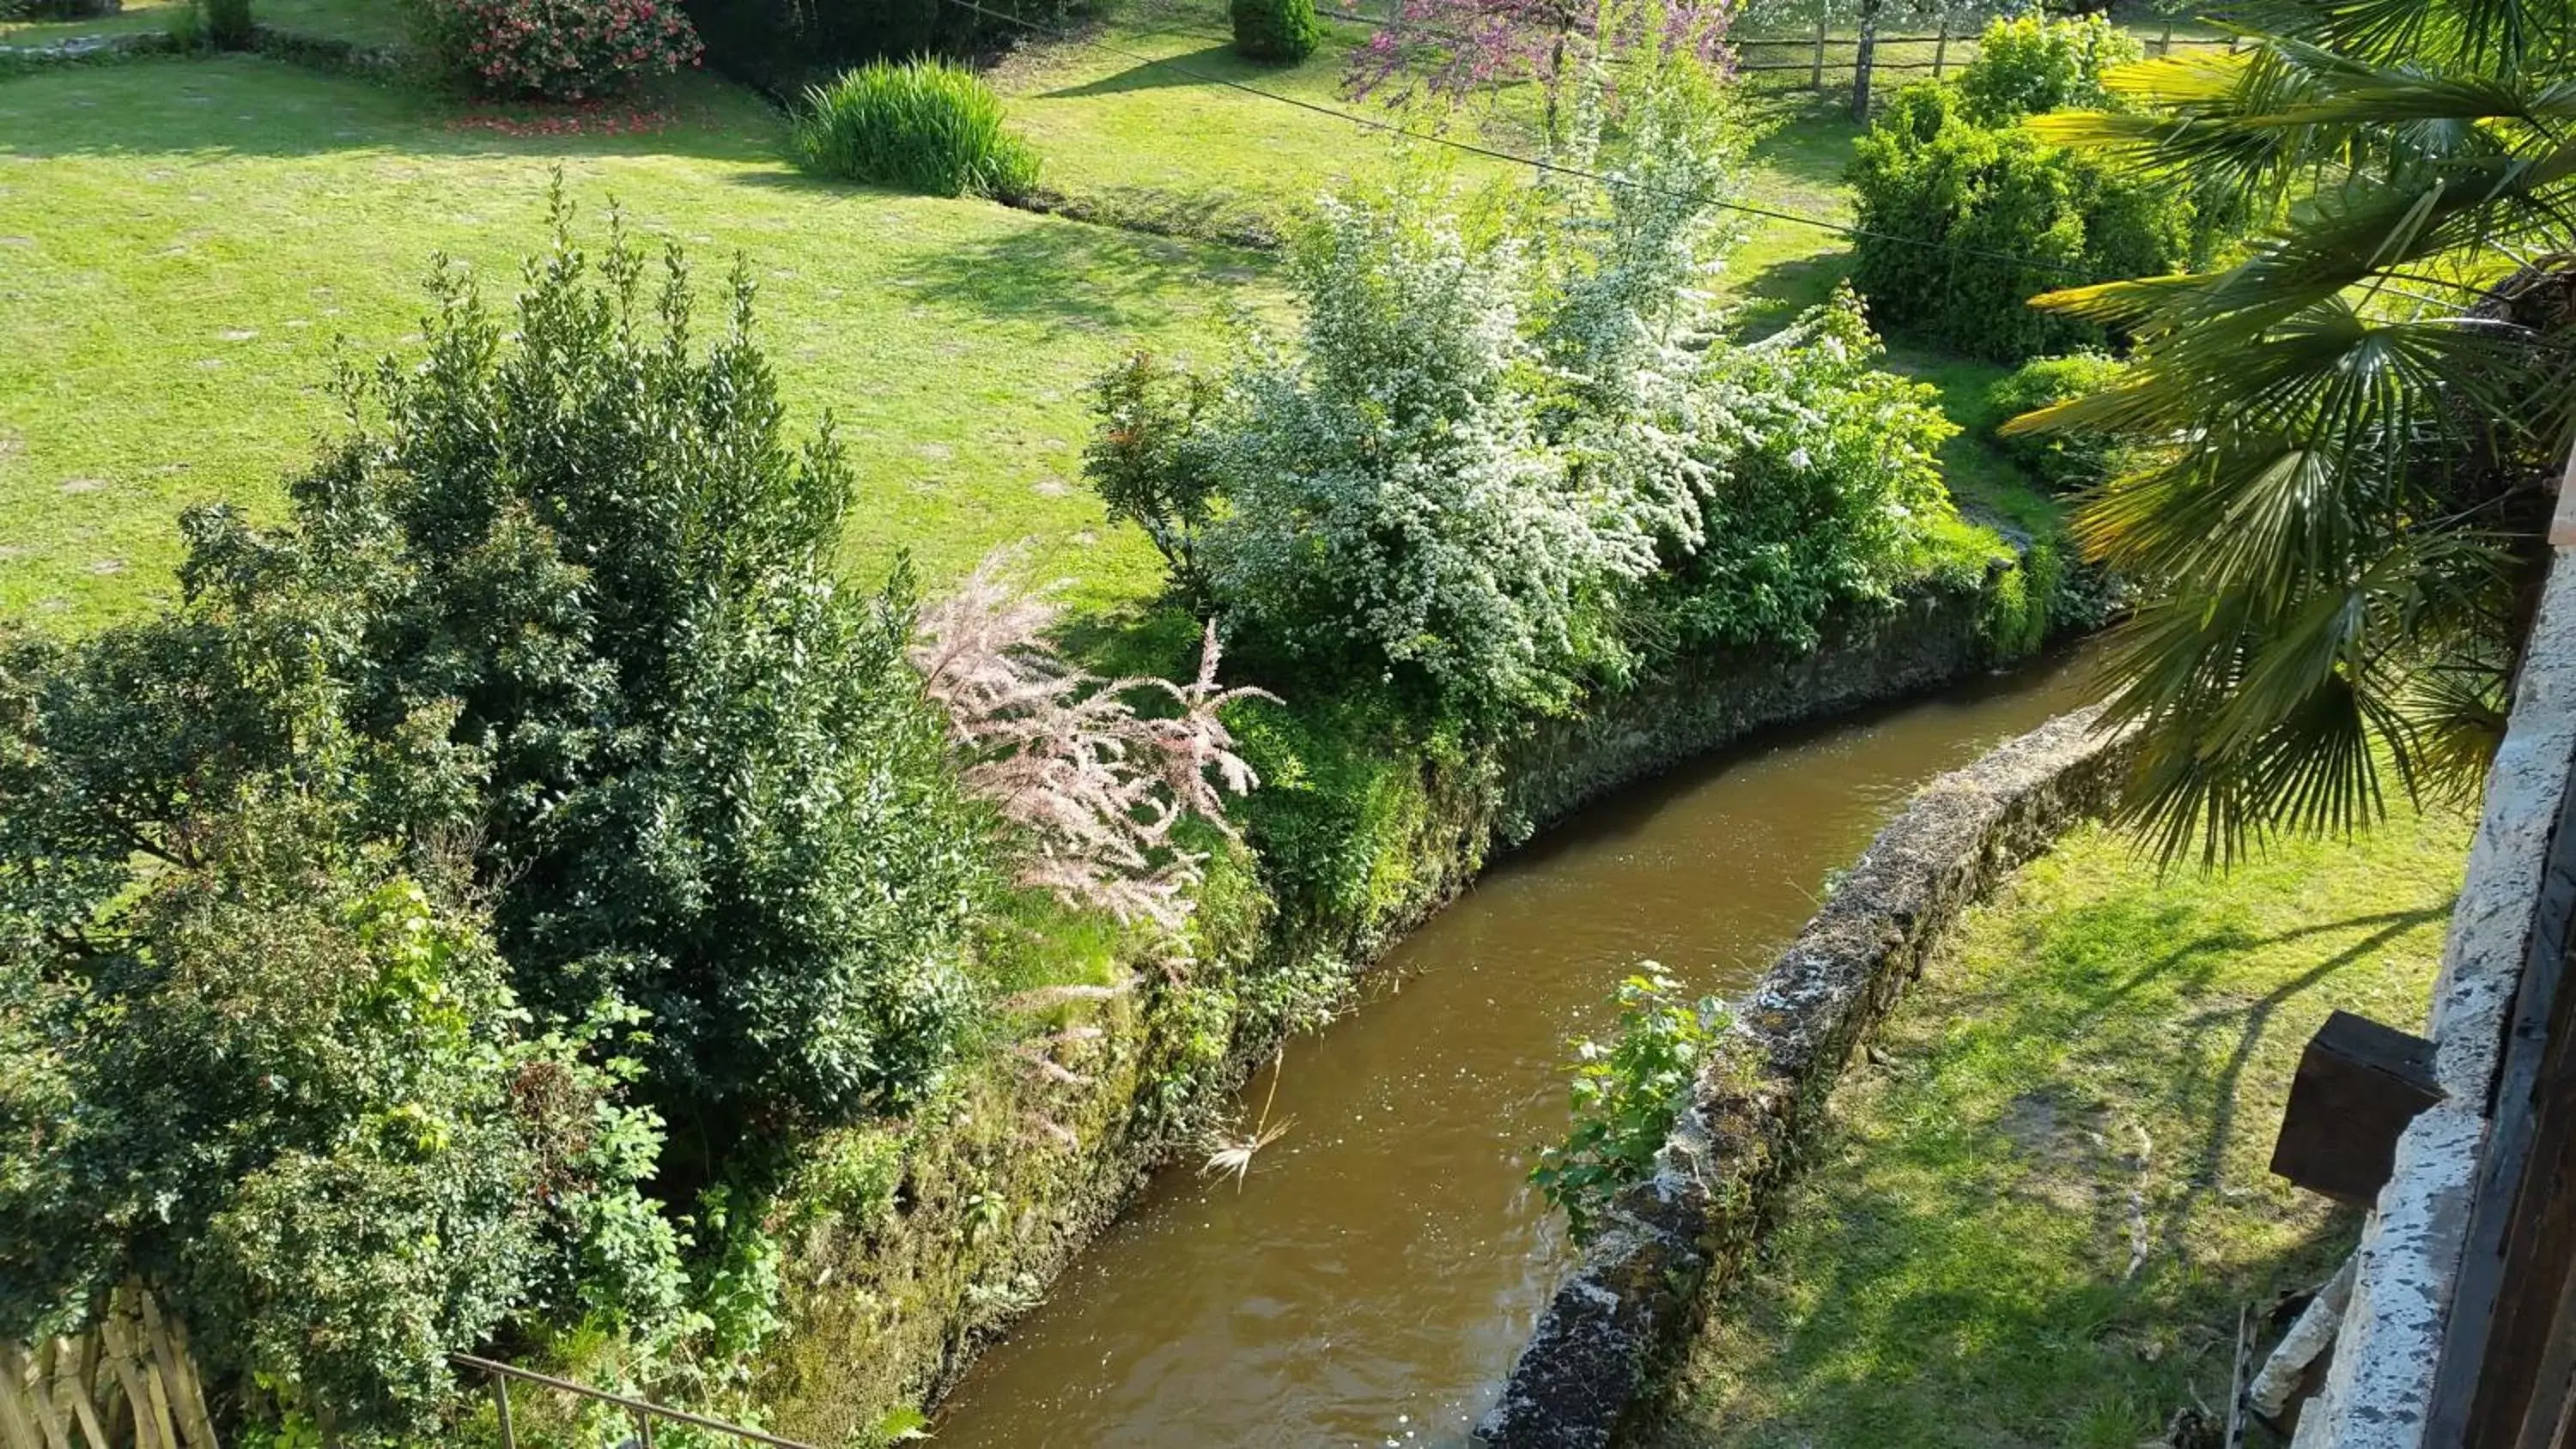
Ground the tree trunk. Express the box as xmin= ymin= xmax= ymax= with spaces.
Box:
xmin=1850 ymin=0 xmax=1881 ymax=122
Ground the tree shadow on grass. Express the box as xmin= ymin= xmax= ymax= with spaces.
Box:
xmin=1728 ymin=251 xmax=1851 ymax=338
xmin=1658 ymin=1161 xmax=2357 ymax=1449
xmin=1929 ymin=894 xmax=2453 ymax=1277
xmin=1037 ymin=43 xmax=1283 ymax=100
xmin=892 ymin=215 xmax=1272 ymax=335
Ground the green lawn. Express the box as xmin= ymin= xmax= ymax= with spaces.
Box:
xmin=1 ymin=0 xmax=405 ymax=48
xmin=1662 ymin=803 xmax=2471 ymax=1449
xmin=988 ymin=0 xmax=1526 ymax=244
xmin=0 ymin=56 xmax=1276 ymax=627
xmin=1 ymin=0 xmax=2130 ymax=633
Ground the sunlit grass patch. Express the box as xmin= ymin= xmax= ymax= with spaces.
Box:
xmin=1664 ymin=803 xmax=2470 ymax=1449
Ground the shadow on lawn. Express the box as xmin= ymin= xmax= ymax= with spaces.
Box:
xmin=1655 ymin=1168 xmax=2354 ymax=1448
xmin=1039 ymin=42 xmax=1280 ymax=100
xmin=896 ymin=216 xmax=1270 ymax=333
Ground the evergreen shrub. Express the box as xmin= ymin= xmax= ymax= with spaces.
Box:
xmin=1847 ymin=81 xmax=2197 ymax=361
xmin=1230 ymin=0 xmax=1321 ymax=62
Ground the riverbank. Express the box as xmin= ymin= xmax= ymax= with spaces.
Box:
xmin=754 ymin=570 xmax=2065 ymax=1445
xmin=1656 ymin=801 xmax=2469 ymax=1447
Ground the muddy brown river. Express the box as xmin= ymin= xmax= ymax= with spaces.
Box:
xmin=933 ymin=654 xmax=2099 ymax=1448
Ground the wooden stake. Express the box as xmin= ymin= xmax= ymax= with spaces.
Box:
xmin=1810 ymin=15 xmax=1826 ymax=90
xmin=0 ymin=1344 xmax=50 ymax=1449
xmin=23 ymin=1346 xmax=69 ymax=1449
xmin=97 ymin=1297 xmax=163 ymax=1449
xmin=489 ymin=1373 xmax=517 ymax=1449
xmin=43 ymin=1343 xmax=107 ymax=1449
xmin=1931 ymin=13 xmax=1949 ymax=76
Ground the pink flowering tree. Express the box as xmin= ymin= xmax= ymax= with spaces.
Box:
xmin=1341 ymin=0 xmax=1736 ymax=136
xmin=912 ymin=548 xmax=1278 ymax=942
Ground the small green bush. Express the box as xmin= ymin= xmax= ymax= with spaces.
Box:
xmin=1954 ymin=13 xmax=2140 ymax=124
xmin=794 ymin=58 xmax=1041 ymax=200
xmin=1990 ymin=352 xmax=2131 ymax=492
xmin=1531 ymin=971 xmax=1724 ymax=1243
xmin=1230 ymin=0 xmax=1320 ymax=63
xmin=1847 ymin=82 xmax=2201 ymax=361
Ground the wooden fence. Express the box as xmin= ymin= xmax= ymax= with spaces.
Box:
xmin=0 ymin=1283 xmax=217 ymax=1449
xmin=1733 ymin=21 xmax=2233 ymax=88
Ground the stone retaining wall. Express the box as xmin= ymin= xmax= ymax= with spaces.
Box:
xmin=1476 ymin=706 xmax=2136 ymax=1449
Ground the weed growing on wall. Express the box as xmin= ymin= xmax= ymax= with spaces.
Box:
xmin=1531 ymin=970 xmax=1725 ymax=1242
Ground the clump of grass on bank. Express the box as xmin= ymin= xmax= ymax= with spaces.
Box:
xmin=794 ymin=57 xmax=1040 ymax=198
xmin=1662 ymin=803 xmax=2471 ymax=1449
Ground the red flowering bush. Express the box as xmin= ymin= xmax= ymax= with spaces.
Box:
xmin=413 ymin=0 xmax=702 ymax=100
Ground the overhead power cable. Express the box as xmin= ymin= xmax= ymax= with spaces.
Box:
xmin=940 ymin=0 xmax=2107 ymax=279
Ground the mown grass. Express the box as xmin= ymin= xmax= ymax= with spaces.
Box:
xmin=0 ymin=55 xmax=1274 ymax=627
xmin=0 ymin=0 xmax=404 ymax=48
xmin=1662 ymin=801 xmax=2472 ymax=1449
xmin=4 ymin=0 xmax=2171 ymax=633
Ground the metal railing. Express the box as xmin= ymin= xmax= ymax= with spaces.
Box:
xmin=452 ymin=1355 xmax=814 ymax=1449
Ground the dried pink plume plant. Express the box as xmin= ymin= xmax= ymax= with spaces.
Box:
xmin=912 ymin=546 xmax=1279 ymax=938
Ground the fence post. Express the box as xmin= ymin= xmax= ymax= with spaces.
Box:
xmin=1931 ymin=12 xmax=1949 ymax=76
xmin=489 ymin=1373 xmax=517 ymax=1449
xmin=1809 ymin=15 xmax=1826 ymax=90
xmin=2158 ymin=18 xmax=2172 ymax=54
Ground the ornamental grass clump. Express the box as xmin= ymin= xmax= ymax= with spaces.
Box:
xmin=793 ymin=58 xmax=1041 ymax=200
xmin=912 ymin=547 xmax=1275 ymax=938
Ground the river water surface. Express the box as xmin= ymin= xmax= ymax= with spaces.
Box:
xmin=933 ymin=654 xmax=2099 ymax=1449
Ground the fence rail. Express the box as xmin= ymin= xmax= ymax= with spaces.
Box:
xmin=1730 ymin=21 xmax=2234 ymax=87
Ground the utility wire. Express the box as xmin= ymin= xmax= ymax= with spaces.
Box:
xmin=948 ymin=0 xmax=2107 ymax=278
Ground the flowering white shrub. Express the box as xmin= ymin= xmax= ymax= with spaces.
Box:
xmin=1084 ymin=70 xmax=1970 ymax=731
xmin=1200 ymin=178 xmax=1644 ymax=725
xmin=1534 ymin=67 xmax=1753 ymax=567
xmin=912 ymin=549 xmax=1275 ymax=936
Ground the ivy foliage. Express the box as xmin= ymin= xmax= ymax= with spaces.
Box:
xmin=0 ymin=191 xmax=987 ymax=1434
xmin=0 ymin=646 xmax=681 ymax=1441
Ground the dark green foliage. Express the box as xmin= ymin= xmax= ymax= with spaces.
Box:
xmin=683 ymin=0 xmax=1065 ymax=98
xmin=198 ymin=0 xmax=253 ymax=48
xmin=1847 ymin=81 xmax=2202 ymax=361
xmin=1652 ymin=290 xmax=1958 ymax=652
xmin=1989 ymin=352 xmax=2129 ymax=492
xmin=0 ymin=662 xmax=681 ymax=1440
xmin=259 ymin=197 xmax=988 ymax=1169
xmin=793 ymin=58 xmax=1041 ymax=199
xmin=0 ymin=194 xmax=988 ymax=1434
xmin=1230 ymin=0 xmax=1320 ymax=63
